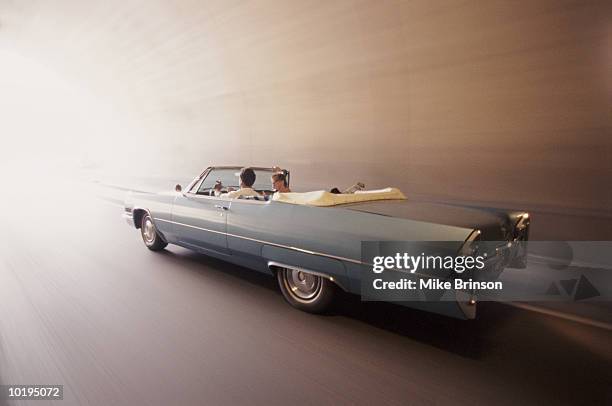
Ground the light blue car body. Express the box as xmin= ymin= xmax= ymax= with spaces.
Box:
xmin=124 ymin=166 xmax=529 ymax=319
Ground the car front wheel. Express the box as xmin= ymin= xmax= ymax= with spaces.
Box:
xmin=141 ymin=213 xmax=168 ymax=251
xmin=276 ymin=267 xmax=336 ymax=313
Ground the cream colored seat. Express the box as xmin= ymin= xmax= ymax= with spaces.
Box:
xmin=271 ymin=187 xmax=406 ymax=206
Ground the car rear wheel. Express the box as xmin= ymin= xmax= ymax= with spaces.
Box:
xmin=141 ymin=213 xmax=168 ymax=251
xmin=276 ymin=267 xmax=335 ymax=313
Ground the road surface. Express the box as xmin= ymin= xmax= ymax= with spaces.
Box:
xmin=0 ymin=182 xmax=610 ymax=405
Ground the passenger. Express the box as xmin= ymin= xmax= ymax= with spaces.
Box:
xmin=225 ymin=167 xmax=261 ymax=199
xmin=271 ymin=171 xmax=291 ymax=193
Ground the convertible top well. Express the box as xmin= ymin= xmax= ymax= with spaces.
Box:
xmin=271 ymin=187 xmax=407 ymax=207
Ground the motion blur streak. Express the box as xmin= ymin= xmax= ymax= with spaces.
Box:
xmin=0 ymin=187 xmax=610 ymax=405
xmin=0 ymin=2 xmax=610 ymax=404
xmin=0 ymin=0 xmax=610 ymax=238
xmin=0 ymin=50 xmax=142 ymax=187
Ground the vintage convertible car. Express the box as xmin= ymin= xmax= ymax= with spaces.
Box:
xmin=123 ymin=165 xmax=530 ymax=319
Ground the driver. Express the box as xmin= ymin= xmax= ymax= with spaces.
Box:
xmin=225 ymin=167 xmax=261 ymax=199
xmin=212 ymin=180 xmax=223 ymax=197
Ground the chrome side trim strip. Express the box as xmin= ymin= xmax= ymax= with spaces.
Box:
xmin=154 ymin=218 xmax=363 ymax=265
xmin=155 ymin=218 xmax=226 ymax=235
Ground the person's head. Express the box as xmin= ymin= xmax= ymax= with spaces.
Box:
xmin=271 ymin=172 xmax=289 ymax=192
xmin=240 ymin=167 xmax=256 ymax=188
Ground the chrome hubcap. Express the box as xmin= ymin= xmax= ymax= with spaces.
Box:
xmin=143 ymin=218 xmax=156 ymax=244
xmin=282 ymin=269 xmax=322 ymax=302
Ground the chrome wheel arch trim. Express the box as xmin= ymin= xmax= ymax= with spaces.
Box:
xmin=268 ymin=261 xmax=348 ymax=292
xmin=131 ymin=207 xmax=152 ymax=229
xmin=133 ymin=208 xmax=168 ymax=243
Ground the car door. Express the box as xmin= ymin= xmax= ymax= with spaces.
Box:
xmin=172 ymin=193 xmax=230 ymax=254
xmin=171 ymin=169 xmax=234 ymax=254
xmin=225 ymin=197 xmax=275 ymax=269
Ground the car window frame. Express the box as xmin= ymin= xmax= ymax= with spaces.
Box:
xmin=188 ymin=166 xmax=278 ymax=197
xmin=194 ymin=168 xmax=241 ymax=196
xmin=187 ymin=167 xmax=211 ymax=194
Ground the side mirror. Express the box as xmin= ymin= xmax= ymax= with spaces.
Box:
xmin=175 ymin=184 xmax=182 ymax=192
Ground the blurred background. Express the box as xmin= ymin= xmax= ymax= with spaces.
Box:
xmin=0 ymin=0 xmax=610 ymax=238
xmin=0 ymin=3 xmax=611 ymax=405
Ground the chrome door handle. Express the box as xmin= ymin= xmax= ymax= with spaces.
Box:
xmin=214 ymin=204 xmax=229 ymax=211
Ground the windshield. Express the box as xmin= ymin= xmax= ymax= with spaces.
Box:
xmin=197 ymin=168 xmax=277 ymax=193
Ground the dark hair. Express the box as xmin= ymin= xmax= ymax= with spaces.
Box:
xmin=240 ymin=167 xmax=256 ymax=187
xmin=271 ymin=172 xmax=287 ymax=187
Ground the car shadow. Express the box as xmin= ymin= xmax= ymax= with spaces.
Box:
xmin=152 ymin=247 xmax=517 ymax=359
xmin=153 ymin=248 xmax=280 ymax=292
xmin=330 ymin=289 xmax=517 ymax=359
xmin=130 ymin=247 xmax=612 ymax=403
